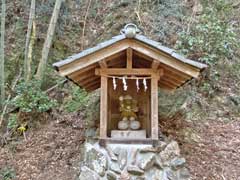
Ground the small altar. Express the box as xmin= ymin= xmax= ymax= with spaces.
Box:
xmin=111 ymin=130 xmax=146 ymax=139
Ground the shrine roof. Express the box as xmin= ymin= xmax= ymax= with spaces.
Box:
xmin=53 ymin=24 xmax=207 ymax=92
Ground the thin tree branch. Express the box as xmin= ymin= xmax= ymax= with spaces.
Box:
xmin=135 ymin=0 xmax=142 ymax=24
xmin=45 ymin=79 xmax=67 ymax=93
xmin=81 ymin=0 xmax=92 ymax=51
xmin=0 ymin=70 xmax=22 ymax=127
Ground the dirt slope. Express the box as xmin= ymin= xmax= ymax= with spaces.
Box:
xmin=160 ymin=114 xmax=240 ymax=180
xmin=0 ymin=114 xmax=85 ymax=180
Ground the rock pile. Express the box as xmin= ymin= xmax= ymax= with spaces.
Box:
xmin=79 ymin=140 xmax=190 ymax=180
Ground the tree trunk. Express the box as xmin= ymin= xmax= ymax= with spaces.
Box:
xmin=36 ymin=0 xmax=63 ymax=83
xmin=0 ymin=0 xmax=6 ymax=109
xmin=24 ymin=0 xmax=36 ymax=82
xmin=26 ymin=20 xmax=36 ymax=82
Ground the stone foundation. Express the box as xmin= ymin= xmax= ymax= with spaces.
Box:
xmin=79 ymin=140 xmax=190 ymax=180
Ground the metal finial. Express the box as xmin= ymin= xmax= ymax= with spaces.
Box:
xmin=120 ymin=23 xmax=140 ymax=38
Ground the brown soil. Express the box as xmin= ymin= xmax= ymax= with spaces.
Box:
xmin=183 ymin=120 xmax=240 ymax=180
xmin=160 ymin=113 xmax=240 ymax=180
xmin=0 ymin=113 xmax=85 ymax=180
xmin=1 ymin=113 xmax=240 ymax=180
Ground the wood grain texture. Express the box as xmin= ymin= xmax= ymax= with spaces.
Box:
xmin=151 ymin=60 xmax=160 ymax=70
xmin=59 ymin=40 xmax=130 ymax=76
xmin=100 ymin=76 xmax=108 ymax=138
xmin=95 ymin=68 xmax=163 ymax=76
xmin=99 ymin=59 xmax=107 ymax=68
xmin=130 ymin=40 xmax=200 ymax=78
xmin=127 ymin=48 xmax=133 ymax=69
xmin=151 ymin=74 xmax=159 ymax=140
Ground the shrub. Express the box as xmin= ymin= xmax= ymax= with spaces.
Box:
xmin=63 ymin=86 xmax=100 ymax=128
xmin=64 ymin=86 xmax=90 ymax=112
xmin=0 ymin=167 xmax=15 ymax=180
xmin=176 ymin=0 xmax=239 ymax=65
xmin=7 ymin=114 xmax=18 ymax=130
xmin=10 ymin=80 xmax=57 ymax=113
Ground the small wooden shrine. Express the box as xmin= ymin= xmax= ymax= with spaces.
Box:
xmin=53 ymin=24 xmax=207 ymax=145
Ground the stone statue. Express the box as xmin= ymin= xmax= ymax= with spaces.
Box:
xmin=118 ymin=95 xmax=141 ymax=130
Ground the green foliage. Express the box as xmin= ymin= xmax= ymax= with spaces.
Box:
xmin=10 ymin=80 xmax=57 ymax=113
xmin=148 ymin=0 xmax=188 ymax=45
xmin=63 ymin=86 xmax=100 ymax=125
xmin=64 ymin=86 xmax=90 ymax=112
xmin=200 ymin=82 xmax=215 ymax=97
xmin=176 ymin=0 xmax=239 ymax=65
xmin=158 ymin=89 xmax=189 ymax=117
xmin=85 ymin=92 xmax=100 ymax=123
xmin=7 ymin=114 xmax=18 ymax=130
xmin=0 ymin=167 xmax=15 ymax=180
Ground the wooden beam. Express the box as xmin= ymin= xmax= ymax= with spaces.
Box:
xmin=100 ymin=76 xmax=108 ymax=139
xmin=84 ymin=80 xmax=101 ymax=88
xmin=160 ymin=63 xmax=190 ymax=79
xmin=68 ymin=64 xmax=97 ymax=79
xmin=58 ymin=39 xmax=201 ymax=79
xmin=104 ymin=50 xmax=125 ymax=62
xmin=72 ymin=70 xmax=95 ymax=82
xmin=151 ymin=74 xmax=159 ymax=140
xmin=134 ymin=50 xmax=153 ymax=62
xmin=107 ymin=59 xmax=126 ymax=68
xmin=127 ymin=48 xmax=132 ymax=69
xmin=79 ymin=77 xmax=100 ymax=87
xmin=99 ymin=60 xmax=107 ymax=68
xmin=158 ymin=84 xmax=173 ymax=91
xmin=108 ymin=62 xmax=126 ymax=68
xmin=134 ymin=63 xmax=185 ymax=84
xmin=158 ymin=81 xmax=176 ymax=89
xmin=161 ymin=77 xmax=182 ymax=87
xmin=77 ymin=75 xmax=99 ymax=84
xmin=95 ymin=68 xmax=163 ymax=76
xmin=151 ymin=60 xmax=160 ymax=70
xmin=134 ymin=59 xmax=151 ymax=68
xmin=85 ymin=83 xmax=100 ymax=92
xmin=162 ymin=70 xmax=187 ymax=83
xmin=130 ymin=40 xmax=200 ymax=78
xmin=59 ymin=39 xmax=131 ymax=76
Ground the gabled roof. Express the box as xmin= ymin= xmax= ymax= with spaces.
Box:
xmin=53 ymin=24 xmax=207 ymax=92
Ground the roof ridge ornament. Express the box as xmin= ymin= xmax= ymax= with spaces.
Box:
xmin=120 ymin=23 xmax=141 ymax=38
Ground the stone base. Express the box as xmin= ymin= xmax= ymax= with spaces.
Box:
xmin=79 ymin=140 xmax=190 ymax=180
xmin=111 ymin=130 xmax=146 ymax=139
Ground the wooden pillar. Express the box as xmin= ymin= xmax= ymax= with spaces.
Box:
xmin=151 ymin=74 xmax=159 ymax=140
xmin=126 ymin=48 xmax=133 ymax=69
xmin=100 ymin=76 xmax=108 ymax=139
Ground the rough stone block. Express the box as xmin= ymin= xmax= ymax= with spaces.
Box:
xmin=79 ymin=166 xmax=100 ymax=180
xmin=110 ymin=161 xmax=121 ymax=174
xmin=137 ymin=153 xmax=155 ymax=170
xmin=107 ymin=171 xmax=119 ymax=180
xmin=127 ymin=165 xmax=144 ymax=175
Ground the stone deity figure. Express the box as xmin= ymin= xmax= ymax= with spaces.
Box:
xmin=118 ymin=95 xmax=141 ymax=130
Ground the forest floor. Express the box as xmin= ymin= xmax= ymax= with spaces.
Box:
xmin=0 ymin=113 xmax=85 ymax=180
xmin=183 ymin=120 xmax=240 ymax=180
xmin=160 ymin=114 xmax=240 ymax=180
xmin=0 ymin=114 xmax=240 ymax=180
